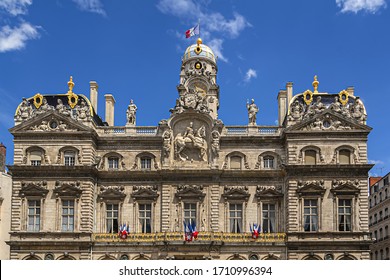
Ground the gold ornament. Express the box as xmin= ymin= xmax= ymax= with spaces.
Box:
xmin=33 ymin=93 xmax=43 ymax=109
xmin=338 ymin=90 xmax=349 ymax=106
xmin=303 ymin=90 xmax=313 ymax=105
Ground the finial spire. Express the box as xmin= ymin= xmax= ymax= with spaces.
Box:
xmin=67 ymin=76 xmax=74 ymax=94
xmin=312 ymin=75 xmax=319 ymax=93
xmin=197 ymin=38 xmax=202 ymax=45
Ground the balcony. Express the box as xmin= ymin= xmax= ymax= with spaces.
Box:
xmin=92 ymin=232 xmax=286 ymax=243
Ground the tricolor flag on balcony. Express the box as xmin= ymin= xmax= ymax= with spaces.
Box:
xmin=250 ymin=223 xmax=261 ymax=239
xmin=118 ymin=223 xmax=130 ymax=239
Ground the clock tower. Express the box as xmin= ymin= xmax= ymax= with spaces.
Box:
xmin=175 ymin=38 xmax=220 ymax=119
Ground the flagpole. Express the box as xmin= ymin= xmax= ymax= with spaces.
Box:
xmin=198 ymin=18 xmax=200 ymax=39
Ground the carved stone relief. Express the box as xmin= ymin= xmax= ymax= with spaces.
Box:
xmin=174 ymin=122 xmax=208 ymax=162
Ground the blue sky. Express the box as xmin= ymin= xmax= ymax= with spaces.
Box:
xmin=0 ymin=0 xmax=389 ymax=176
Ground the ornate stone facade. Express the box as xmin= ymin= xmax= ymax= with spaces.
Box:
xmin=7 ymin=39 xmax=373 ymax=260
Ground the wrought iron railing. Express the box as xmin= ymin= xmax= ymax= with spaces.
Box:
xmin=92 ymin=232 xmax=286 ymax=243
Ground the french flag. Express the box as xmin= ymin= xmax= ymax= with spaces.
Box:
xmin=185 ymin=24 xmax=200 ymax=38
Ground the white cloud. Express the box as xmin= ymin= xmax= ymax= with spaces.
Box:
xmin=157 ymin=0 xmax=251 ymax=62
xmin=336 ymin=0 xmax=386 ymax=13
xmin=157 ymin=0 xmax=250 ymax=38
xmin=72 ymin=0 xmax=106 ymax=16
xmin=208 ymin=38 xmax=227 ymax=62
xmin=0 ymin=23 xmax=39 ymax=52
xmin=0 ymin=0 xmax=32 ymax=16
xmin=244 ymin=68 xmax=257 ymax=82
xmin=368 ymin=159 xmax=385 ymax=164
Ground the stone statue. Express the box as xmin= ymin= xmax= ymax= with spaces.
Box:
xmin=163 ymin=130 xmax=172 ymax=158
xmin=329 ymin=96 xmax=342 ymax=113
xmin=211 ymin=130 xmax=220 ymax=158
xmin=312 ymin=96 xmax=325 ymax=114
xmin=289 ymin=100 xmax=304 ymax=121
xmin=310 ymin=118 xmax=323 ymax=130
xmin=76 ymin=100 xmax=91 ymax=121
xmin=56 ymin=99 xmax=70 ymax=116
xmin=174 ymin=123 xmax=208 ymax=162
xmin=34 ymin=98 xmax=52 ymax=116
xmin=126 ymin=99 xmax=137 ymax=125
xmin=15 ymin=98 xmax=33 ymax=122
xmin=246 ymin=99 xmax=259 ymax=125
xmin=350 ymin=97 xmax=366 ymax=122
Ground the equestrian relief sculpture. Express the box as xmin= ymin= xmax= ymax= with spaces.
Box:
xmin=174 ymin=122 xmax=208 ymax=162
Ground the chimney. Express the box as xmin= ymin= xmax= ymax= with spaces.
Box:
xmin=90 ymin=81 xmax=98 ymax=112
xmin=104 ymin=94 xmax=116 ymax=126
xmin=277 ymin=90 xmax=287 ymax=126
xmin=0 ymin=143 xmax=6 ymax=173
xmin=346 ymin=86 xmax=354 ymax=96
xmin=286 ymin=82 xmax=293 ymax=106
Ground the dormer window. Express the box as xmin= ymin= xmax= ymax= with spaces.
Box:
xmin=30 ymin=151 xmax=42 ymax=166
xmin=108 ymin=157 xmax=119 ymax=169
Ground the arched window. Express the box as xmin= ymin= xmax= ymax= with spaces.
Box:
xmin=304 ymin=150 xmax=316 ymax=165
xmin=263 ymin=156 xmax=275 ymax=169
xmin=230 ymin=156 xmax=242 ymax=169
xmin=339 ymin=149 xmax=351 ymax=164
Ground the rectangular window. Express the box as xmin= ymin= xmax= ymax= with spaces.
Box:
xmin=230 ymin=156 xmax=242 ymax=169
xmin=62 ymin=200 xmax=74 ymax=232
xmin=229 ymin=203 xmax=242 ymax=233
xmin=64 ymin=151 xmax=75 ymax=166
xmin=140 ymin=158 xmax=151 ymax=170
xmin=30 ymin=151 xmax=42 ymax=166
xmin=305 ymin=150 xmax=316 ymax=165
xmin=27 ymin=200 xmax=40 ymax=232
xmin=263 ymin=156 xmax=274 ymax=169
xmin=139 ymin=204 xmax=151 ymax=233
xmin=303 ymin=199 xmax=318 ymax=232
xmin=262 ymin=203 xmax=276 ymax=233
xmin=184 ymin=203 xmax=197 ymax=225
xmin=338 ymin=199 xmax=352 ymax=231
xmin=30 ymin=160 xmax=41 ymax=166
xmin=108 ymin=157 xmax=119 ymax=169
xmin=106 ymin=204 xmax=119 ymax=233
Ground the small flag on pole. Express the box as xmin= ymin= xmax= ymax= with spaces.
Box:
xmin=185 ymin=24 xmax=200 ymax=38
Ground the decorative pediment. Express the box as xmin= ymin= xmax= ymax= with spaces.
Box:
xmin=10 ymin=110 xmax=91 ymax=134
xmin=222 ymin=186 xmax=250 ymax=201
xmin=287 ymin=110 xmax=371 ymax=132
xmin=175 ymin=185 xmax=205 ymax=201
xmin=256 ymin=185 xmax=283 ymax=199
xmin=331 ymin=180 xmax=360 ymax=196
xmin=297 ymin=180 xmax=326 ymax=196
xmin=131 ymin=186 xmax=159 ymax=201
xmin=98 ymin=186 xmax=126 ymax=201
xmin=54 ymin=181 xmax=82 ymax=198
xmin=20 ymin=181 xmax=48 ymax=197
